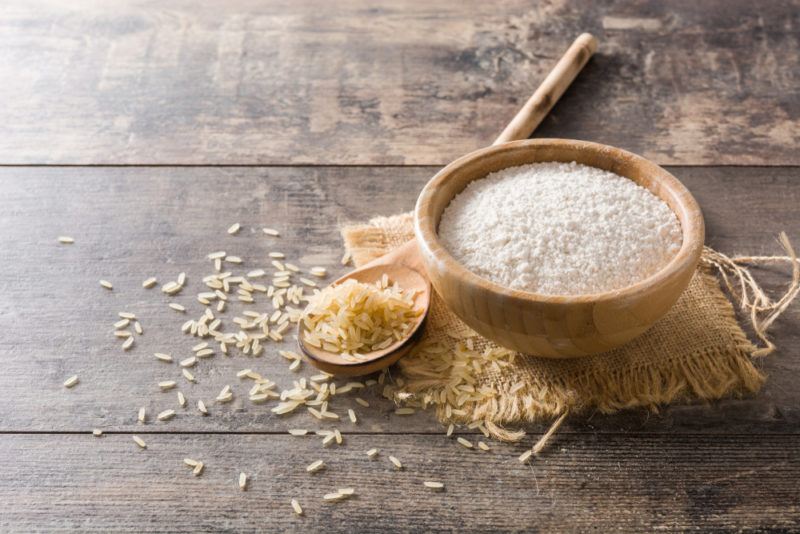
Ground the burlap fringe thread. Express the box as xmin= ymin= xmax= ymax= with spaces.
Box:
xmin=417 ymin=239 xmax=797 ymax=451
xmin=703 ymin=232 xmax=800 ymax=357
xmin=506 ymin=236 xmax=799 ymax=449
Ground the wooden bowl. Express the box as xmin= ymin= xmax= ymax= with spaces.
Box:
xmin=414 ymin=139 xmax=705 ymax=358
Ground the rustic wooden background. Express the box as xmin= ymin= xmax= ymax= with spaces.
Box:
xmin=1 ymin=0 xmax=799 ymax=531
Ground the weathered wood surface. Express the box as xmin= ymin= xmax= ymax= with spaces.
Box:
xmin=1 ymin=0 xmax=798 ymax=165
xmin=2 ymin=433 xmax=798 ymax=532
xmin=1 ymin=166 xmax=798 ymax=434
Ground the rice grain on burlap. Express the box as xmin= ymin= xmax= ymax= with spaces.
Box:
xmin=342 ymin=213 xmax=768 ymax=439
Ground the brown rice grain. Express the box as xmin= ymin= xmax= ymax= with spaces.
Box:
xmin=142 ymin=277 xmax=157 ymax=288
xmin=457 ymin=437 xmax=474 ymax=449
xmin=63 ymin=375 xmax=79 ymax=388
xmin=291 ymin=499 xmax=303 ymax=515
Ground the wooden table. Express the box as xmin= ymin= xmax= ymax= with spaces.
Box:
xmin=2 ymin=1 xmax=799 ymax=531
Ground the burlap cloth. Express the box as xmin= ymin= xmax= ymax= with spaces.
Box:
xmin=342 ymin=213 xmax=798 ymax=441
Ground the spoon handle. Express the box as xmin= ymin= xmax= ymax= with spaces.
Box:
xmin=493 ymin=33 xmax=598 ymax=146
xmin=365 ymin=238 xmax=426 ymax=273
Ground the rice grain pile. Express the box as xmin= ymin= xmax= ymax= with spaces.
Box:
xmin=301 ymin=277 xmax=421 ymax=358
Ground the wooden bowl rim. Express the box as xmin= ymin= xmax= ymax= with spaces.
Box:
xmin=414 ymin=138 xmax=705 ymax=305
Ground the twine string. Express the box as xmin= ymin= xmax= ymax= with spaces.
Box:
xmin=701 ymin=232 xmax=800 ymax=357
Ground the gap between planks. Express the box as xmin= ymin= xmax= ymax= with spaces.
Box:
xmin=0 ymin=163 xmax=799 ymax=169
xmin=2 ymin=430 xmax=800 ymax=437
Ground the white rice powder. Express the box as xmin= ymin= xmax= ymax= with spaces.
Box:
xmin=438 ymin=162 xmax=682 ymax=295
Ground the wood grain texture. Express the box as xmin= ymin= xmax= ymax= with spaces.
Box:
xmin=1 ymin=433 xmax=798 ymax=532
xmin=0 ymin=0 xmax=798 ymax=165
xmin=415 ymin=139 xmax=705 ymax=356
xmin=0 ymin=165 xmax=798 ymax=433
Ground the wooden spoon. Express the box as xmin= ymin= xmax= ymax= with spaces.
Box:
xmin=298 ymin=33 xmax=598 ymax=376
xmin=297 ymin=239 xmax=431 ymax=376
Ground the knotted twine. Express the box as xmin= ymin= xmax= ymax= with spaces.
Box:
xmin=342 ymin=213 xmax=799 ymax=450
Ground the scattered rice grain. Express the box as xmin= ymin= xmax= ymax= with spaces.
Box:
xmin=142 ymin=277 xmax=157 ymax=288
xmin=154 ymin=353 xmax=173 ymax=363
xmin=457 ymin=437 xmax=473 ymax=449
xmin=180 ymin=357 xmax=197 ymax=368
xmin=159 ymin=380 xmax=177 ymax=391
xmin=157 ymin=409 xmax=176 ymax=421
xmin=291 ymin=499 xmax=303 ymax=515
xmin=306 ymin=460 xmax=325 ymax=473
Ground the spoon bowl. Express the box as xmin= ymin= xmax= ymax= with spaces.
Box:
xmin=297 ymin=240 xmax=431 ymax=376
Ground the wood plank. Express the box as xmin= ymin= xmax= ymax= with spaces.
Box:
xmin=0 ymin=166 xmax=798 ymax=433
xmin=1 ymin=0 xmax=798 ymax=165
xmin=1 ymin=432 xmax=798 ymax=531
